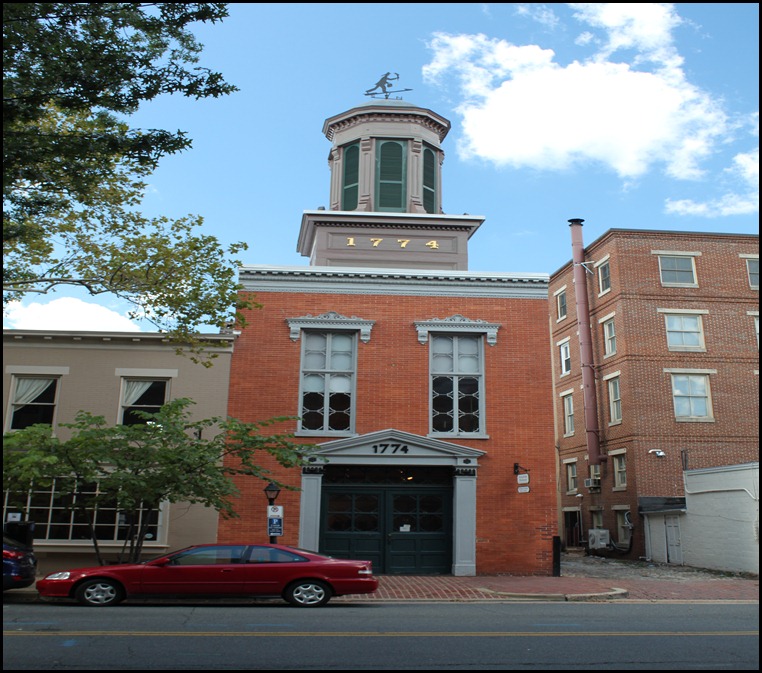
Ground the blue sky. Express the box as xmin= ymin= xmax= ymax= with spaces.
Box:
xmin=4 ymin=3 xmax=758 ymax=332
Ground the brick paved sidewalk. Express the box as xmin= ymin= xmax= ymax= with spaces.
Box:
xmin=334 ymin=572 xmax=759 ymax=602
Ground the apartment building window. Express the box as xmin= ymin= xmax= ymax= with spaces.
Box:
xmin=745 ymin=257 xmax=759 ymax=289
xmin=610 ymin=450 xmax=627 ymax=489
xmin=615 ymin=509 xmax=632 ymax=544
xmin=565 ymin=460 xmax=578 ymax=492
xmin=751 ymin=312 xmax=760 ymax=348
xmin=590 ymin=508 xmax=604 ymax=529
xmin=667 ymin=370 xmax=715 ymax=421
xmin=558 ymin=338 xmax=571 ymax=376
xmin=601 ymin=314 xmax=616 ymax=357
xmin=8 ymin=376 xmax=60 ymax=430
xmin=605 ymin=374 xmax=622 ymax=424
xmin=299 ymin=331 xmax=357 ymax=434
xmin=655 ymin=252 xmax=699 ymax=287
xmin=555 ymin=287 xmax=567 ymax=321
xmin=596 ymin=257 xmax=611 ymax=295
xmin=658 ymin=309 xmax=707 ymax=351
xmin=561 ymin=392 xmax=574 ymax=436
xmin=121 ymin=380 xmax=168 ymax=425
xmin=430 ymin=334 xmax=484 ymax=435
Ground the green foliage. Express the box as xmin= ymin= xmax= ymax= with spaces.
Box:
xmin=3 ymin=399 xmax=317 ymax=562
xmin=3 ymin=4 xmax=254 ymax=357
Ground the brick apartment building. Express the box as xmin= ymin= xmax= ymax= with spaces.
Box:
xmin=219 ymin=98 xmax=558 ymax=575
xmin=550 ymin=221 xmax=759 ymax=561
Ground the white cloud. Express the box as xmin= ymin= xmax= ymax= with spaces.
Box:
xmin=3 ymin=297 xmax=142 ymax=332
xmin=422 ymin=4 xmax=733 ymax=181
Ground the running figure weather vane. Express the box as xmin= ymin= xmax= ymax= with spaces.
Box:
xmin=364 ymin=72 xmax=412 ymax=100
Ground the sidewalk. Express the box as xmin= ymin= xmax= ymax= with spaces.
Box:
xmin=4 ymin=556 xmax=758 ymax=604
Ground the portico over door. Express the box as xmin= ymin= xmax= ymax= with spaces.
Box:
xmin=298 ymin=428 xmax=484 ymax=576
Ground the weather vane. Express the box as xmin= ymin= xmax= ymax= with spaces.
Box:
xmin=364 ymin=72 xmax=412 ymax=100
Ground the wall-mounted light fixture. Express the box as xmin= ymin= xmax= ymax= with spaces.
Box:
xmin=648 ymin=449 xmax=666 ymax=458
xmin=513 ymin=463 xmax=530 ymax=475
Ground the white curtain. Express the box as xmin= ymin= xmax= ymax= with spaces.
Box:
xmin=123 ymin=380 xmax=153 ymax=406
xmin=13 ymin=377 xmax=54 ymax=405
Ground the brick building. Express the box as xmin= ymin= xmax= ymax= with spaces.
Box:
xmin=220 ymin=98 xmax=557 ymax=575
xmin=550 ymin=221 xmax=759 ymax=561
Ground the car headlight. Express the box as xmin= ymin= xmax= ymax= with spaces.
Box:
xmin=45 ymin=571 xmax=72 ymax=580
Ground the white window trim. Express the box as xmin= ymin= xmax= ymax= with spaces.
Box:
xmin=594 ymin=254 xmax=611 ymax=297
xmin=652 ymin=251 xmax=700 ymax=288
xmin=664 ymin=369 xmax=716 ymax=423
xmin=609 ymin=449 xmax=627 ymax=490
xmin=657 ymin=308 xmax=708 ymax=352
xmin=599 ymin=312 xmax=616 ymax=358
xmin=5 ymin=367 xmax=69 ymax=434
xmin=740 ymin=254 xmax=759 ymax=289
xmin=563 ymin=457 xmax=578 ymax=494
xmin=554 ymin=285 xmax=568 ymax=322
xmin=561 ymin=391 xmax=575 ymax=437
xmin=557 ymin=337 xmax=571 ymax=377
xmin=604 ymin=372 xmax=622 ymax=425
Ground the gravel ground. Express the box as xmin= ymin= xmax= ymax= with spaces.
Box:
xmin=561 ymin=552 xmax=756 ymax=581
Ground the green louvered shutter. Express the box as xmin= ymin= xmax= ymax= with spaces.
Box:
xmin=342 ymin=143 xmax=359 ymax=210
xmin=423 ymin=147 xmax=436 ymax=214
xmin=376 ymin=140 xmax=406 ymax=211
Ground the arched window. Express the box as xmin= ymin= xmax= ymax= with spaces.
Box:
xmin=376 ymin=140 xmax=406 ymax=211
xmin=342 ymin=143 xmax=359 ymax=211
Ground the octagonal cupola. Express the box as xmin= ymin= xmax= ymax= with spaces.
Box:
xmin=323 ymin=99 xmax=451 ymax=215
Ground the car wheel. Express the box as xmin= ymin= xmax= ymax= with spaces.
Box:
xmin=74 ymin=578 xmax=125 ymax=607
xmin=284 ymin=580 xmax=332 ymax=607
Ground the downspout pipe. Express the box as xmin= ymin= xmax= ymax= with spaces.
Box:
xmin=568 ymin=219 xmax=606 ymax=466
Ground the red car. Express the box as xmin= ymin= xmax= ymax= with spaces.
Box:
xmin=36 ymin=543 xmax=378 ymax=607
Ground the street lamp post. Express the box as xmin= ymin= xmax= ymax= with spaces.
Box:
xmin=263 ymin=482 xmax=281 ymax=544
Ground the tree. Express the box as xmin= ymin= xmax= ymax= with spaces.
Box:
xmin=3 ymin=399 xmax=316 ymax=563
xmin=3 ymin=4 xmax=252 ymax=357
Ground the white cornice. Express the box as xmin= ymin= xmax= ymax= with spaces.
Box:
xmin=239 ymin=265 xmax=549 ymax=299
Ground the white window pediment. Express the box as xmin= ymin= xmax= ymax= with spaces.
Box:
xmin=286 ymin=311 xmax=375 ymax=342
xmin=414 ymin=314 xmax=500 ymax=346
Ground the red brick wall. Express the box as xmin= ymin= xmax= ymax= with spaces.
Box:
xmin=222 ymin=290 xmax=557 ymax=575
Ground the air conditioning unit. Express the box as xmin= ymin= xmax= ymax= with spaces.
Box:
xmin=584 ymin=477 xmax=601 ymax=489
xmin=588 ymin=528 xmax=610 ymax=550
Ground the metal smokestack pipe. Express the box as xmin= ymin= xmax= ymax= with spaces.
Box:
xmin=568 ymin=218 xmax=605 ymax=466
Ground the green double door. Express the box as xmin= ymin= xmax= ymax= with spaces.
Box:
xmin=320 ymin=486 xmax=453 ymax=575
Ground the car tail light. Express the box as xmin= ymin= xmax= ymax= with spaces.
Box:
xmin=358 ymin=565 xmax=373 ymax=575
xmin=3 ymin=549 xmax=24 ymax=560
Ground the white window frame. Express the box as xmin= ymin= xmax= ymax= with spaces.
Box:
xmin=652 ymin=250 xmax=700 ymax=287
xmin=119 ymin=377 xmax=171 ymax=426
xmin=749 ymin=311 xmax=759 ymax=349
xmin=564 ymin=458 xmax=578 ymax=493
xmin=658 ymin=308 xmax=708 ymax=352
xmin=5 ymin=366 xmax=69 ymax=433
xmin=664 ymin=368 xmax=716 ymax=422
xmin=599 ymin=312 xmax=616 ymax=357
xmin=558 ymin=337 xmax=571 ymax=377
xmin=609 ymin=449 xmax=627 ymax=490
xmin=560 ymin=390 xmax=574 ymax=436
xmin=741 ymin=254 xmax=759 ymax=289
xmin=614 ymin=507 xmax=632 ymax=544
xmin=595 ymin=255 xmax=611 ymax=296
xmin=554 ymin=286 xmax=568 ymax=322
xmin=603 ymin=372 xmax=622 ymax=425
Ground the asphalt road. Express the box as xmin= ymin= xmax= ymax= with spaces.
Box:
xmin=3 ymin=600 xmax=759 ymax=670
